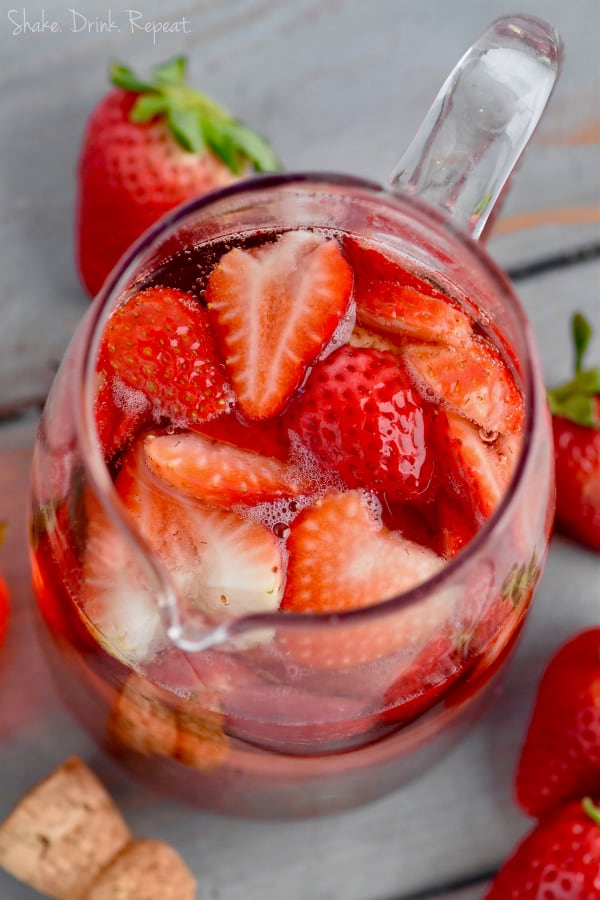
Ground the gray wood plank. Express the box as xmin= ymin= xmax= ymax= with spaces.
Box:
xmin=1 ymin=0 xmax=599 ymax=407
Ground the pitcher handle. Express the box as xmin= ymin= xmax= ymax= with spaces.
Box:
xmin=389 ymin=15 xmax=562 ymax=240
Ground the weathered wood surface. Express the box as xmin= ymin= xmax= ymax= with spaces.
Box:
xmin=0 ymin=1 xmax=599 ymax=898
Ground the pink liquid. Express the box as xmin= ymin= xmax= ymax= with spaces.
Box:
xmin=30 ymin=226 xmax=540 ymax=816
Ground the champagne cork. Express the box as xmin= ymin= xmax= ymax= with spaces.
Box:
xmin=83 ymin=838 xmax=196 ymax=900
xmin=106 ymin=673 xmax=179 ymax=758
xmin=0 ymin=756 xmax=131 ymax=900
xmin=0 ymin=756 xmax=198 ymax=899
xmin=108 ymin=672 xmax=229 ymax=771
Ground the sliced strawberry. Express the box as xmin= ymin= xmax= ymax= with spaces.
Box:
xmin=205 ymin=230 xmax=353 ymax=420
xmin=358 ymin=285 xmax=472 ymax=347
xmin=190 ymin=410 xmax=290 ymax=460
xmin=80 ymin=441 xmax=283 ymax=664
xmin=96 ymin=285 xmax=232 ymax=458
xmin=380 ymin=629 xmax=467 ymax=725
xmin=94 ymin=353 xmax=148 ymax=462
xmin=345 ymin=236 xmax=472 ymax=343
xmin=348 ymin=324 xmax=399 ymax=354
xmin=280 ymin=491 xmax=452 ymax=668
xmin=434 ymin=488 xmax=479 ymax=559
xmin=143 ymin=430 xmax=306 ymax=507
xmin=403 ymin=336 xmax=524 ymax=435
xmin=380 ymin=501 xmax=439 ymax=552
xmin=437 ymin=412 xmax=518 ymax=525
xmin=343 ymin=236 xmax=446 ymax=296
xmin=287 ymin=345 xmax=437 ymax=503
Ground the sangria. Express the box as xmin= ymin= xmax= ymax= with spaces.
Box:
xmin=30 ymin=175 xmax=554 ymax=816
xmin=29 ymin=15 xmax=560 ymax=815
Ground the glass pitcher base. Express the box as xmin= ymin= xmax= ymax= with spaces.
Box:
xmin=34 ymin=612 xmax=520 ymax=819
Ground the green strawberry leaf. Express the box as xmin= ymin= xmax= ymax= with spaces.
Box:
xmin=548 ymin=390 xmax=598 ymax=428
xmin=202 ymin=117 xmax=244 ymax=173
xmin=167 ymin=105 xmax=204 ymax=153
xmin=130 ymin=93 xmax=169 ymax=123
xmin=110 ymin=62 xmax=153 ymax=93
xmin=218 ymin=119 xmax=282 ymax=173
xmin=109 ymin=56 xmax=280 ymax=174
xmin=582 ymin=797 xmax=600 ymax=826
xmin=152 ymin=56 xmax=187 ymax=87
xmin=573 ymin=312 xmax=592 ymax=373
xmin=547 ymin=312 xmax=600 ymax=429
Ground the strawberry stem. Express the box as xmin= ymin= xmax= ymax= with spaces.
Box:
xmin=547 ymin=312 xmax=600 ymax=429
xmin=109 ymin=56 xmax=281 ymax=174
xmin=573 ymin=312 xmax=592 ymax=374
xmin=582 ymin=797 xmax=600 ymax=826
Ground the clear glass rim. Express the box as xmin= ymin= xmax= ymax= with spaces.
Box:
xmin=76 ymin=171 xmax=540 ymax=638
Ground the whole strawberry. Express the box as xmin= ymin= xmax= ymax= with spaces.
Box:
xmin=76 ymin=57 xmax=279 ymax=297
xmin=548 ymin=313 xmax=600 ymax=552
xmin=484 ymin=797 xmax=600 ymax=899
xmin=515 ymin=628 xmax=600 ymax=818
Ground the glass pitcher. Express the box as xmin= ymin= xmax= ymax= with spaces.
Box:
xmin=30 ymin=15 xmax=560 ymax=817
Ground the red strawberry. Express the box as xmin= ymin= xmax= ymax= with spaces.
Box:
xmin=381 ymin=629 xmax=466 ymax=725
xmin=345 ymin=237 xmax=473 ymax=344
xmin=205 ymin=230 xmax=353 ymax=420
xmin=515 ymin=628 xmax=600 ymax=818
xmin=280 ymin=490 xmax=453 ymax=668
xmin=484 ymin=797 xmax=600 ymax=900
xmin=348 ymin=324 xmax=399 ymax=354
xmin=76 ymin=56 xmax=279 ymax=297
xmin=358 ymin=284 xmax=472 ymax=346
xmin=437 ymin=412 xmax=519 ymax=526
xmin=143 ymin=430 xmax=306 ymax=507
xmin=81 ymin=440 xmax=283 ymax=665
xmin=191 ymin=410 xmax=290 ymax=460
xmin=0 ymin=523 xmax=9 ymax=647
xmin=380 ymin=501 xmax=439 ymax=552
xmin=403 ymin=335 xmax=524 ymax=435
xmin=288 ymin=344 xmax=437 ymax=502
xmin=344 ymin=237 xmax=448 ymax=299
xmin=95 ymin=285 xmax=232 ymax=458
xmin=446 ymin=553 xmax=539 ymax=690
xmin=434 ymin=487 xmax=479 ymax=558
xmin=548 ymin=313 xmax=600 ymax=552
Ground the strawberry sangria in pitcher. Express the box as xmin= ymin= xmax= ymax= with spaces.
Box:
xmin=30 ymin=16 xmax=559 ymax=816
